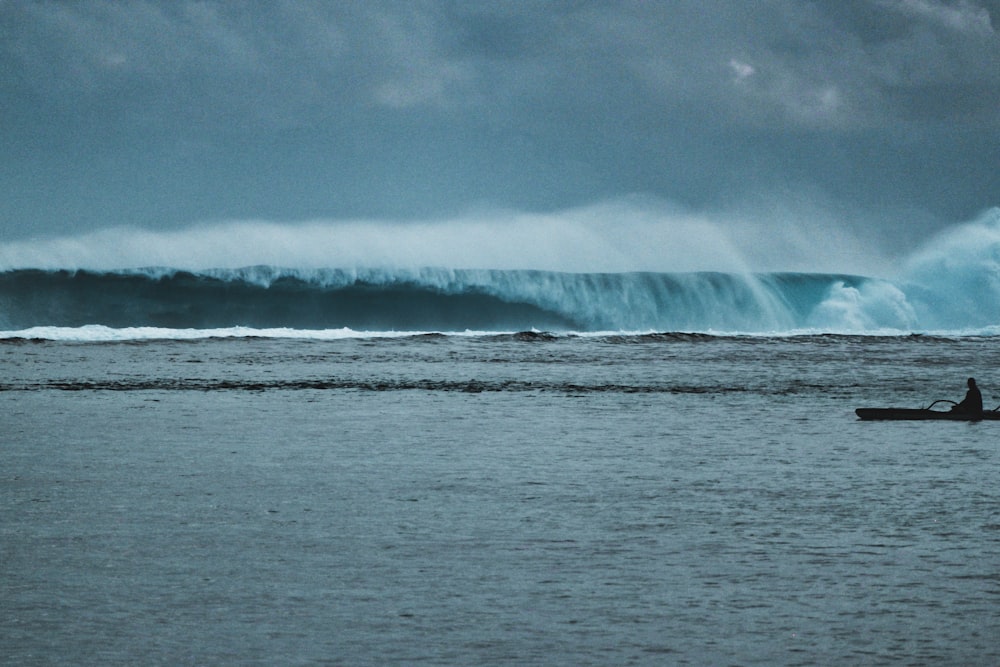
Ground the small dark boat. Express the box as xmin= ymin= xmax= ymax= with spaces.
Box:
xmin=856 ymin=399 xmax=1000 ymax=421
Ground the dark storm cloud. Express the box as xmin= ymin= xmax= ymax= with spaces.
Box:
xmin=1 ymin=0 xmax=998 ymax=239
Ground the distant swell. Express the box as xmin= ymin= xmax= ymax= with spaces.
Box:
xmin=0 ymin=267 xmax=887 ymax=333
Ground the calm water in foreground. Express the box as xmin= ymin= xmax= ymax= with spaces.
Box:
xmin=3 ymin=333 xmax=999 ymax=665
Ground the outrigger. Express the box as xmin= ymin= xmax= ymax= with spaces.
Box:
xmin=855 ymin=400 xmax=1000 ymax=421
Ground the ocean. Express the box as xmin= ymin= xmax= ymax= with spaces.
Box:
xmin=3 ymin=211 xmax=1000 ymax=665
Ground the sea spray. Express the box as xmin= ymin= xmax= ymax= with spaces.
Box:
xmin=0 ymin=200 xmax=754 ymax=274
xmin=901 ymin=207 xmax=1000 ymax=329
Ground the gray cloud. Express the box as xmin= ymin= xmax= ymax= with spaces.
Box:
xmin=1 ymin=0 xmax=998 ymax=240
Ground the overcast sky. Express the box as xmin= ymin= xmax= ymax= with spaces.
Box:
xmin=1 ymin=0 xmax=998 ymax=258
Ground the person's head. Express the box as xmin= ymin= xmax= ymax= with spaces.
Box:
xmin=968 ymin=377 xmax=977 ymax=388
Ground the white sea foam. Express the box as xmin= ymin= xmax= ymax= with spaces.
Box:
xmin=807 ymin=280 xmax=917 ymax=331
xmin=0 ymin=325 xmax=451 ymax=342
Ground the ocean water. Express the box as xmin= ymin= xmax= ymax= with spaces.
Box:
xmin=3 ymin=332 xmax=1000 ymax=666
xmin=4 ymin=208 xmax=1000 ymax=664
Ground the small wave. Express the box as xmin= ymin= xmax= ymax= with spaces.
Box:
xmin=0 ymin=377 xmax=758 ymax=394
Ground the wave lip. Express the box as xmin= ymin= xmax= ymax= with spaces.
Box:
xmin=0 ymin=265 xmax=921 ymax=334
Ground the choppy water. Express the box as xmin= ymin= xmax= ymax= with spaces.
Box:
xmin=3 ymin=333 xmax=1000 ymax=665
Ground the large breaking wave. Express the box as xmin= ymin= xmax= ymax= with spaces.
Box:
xmin=1 ymin=206 xmax=998 ymax=337
xmin=0 ymin=266 xmax=975 ymax=335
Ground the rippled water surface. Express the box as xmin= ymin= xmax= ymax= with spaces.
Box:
xmin=3 ymin=334 xmax=1000 ymax=665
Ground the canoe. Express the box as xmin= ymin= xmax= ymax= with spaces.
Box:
xmin=855 ymin=407 xmax=1000 ymax=421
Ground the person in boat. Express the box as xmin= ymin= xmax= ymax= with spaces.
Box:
xmin=951 ymin=377 xmax=983 ymax=417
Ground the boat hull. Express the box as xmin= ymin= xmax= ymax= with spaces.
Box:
xmin=855 ymin=408 xmax=1000 ymax=421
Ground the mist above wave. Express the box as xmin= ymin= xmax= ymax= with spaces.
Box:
xmin=0 ymin=198 xmax=888 ymax=275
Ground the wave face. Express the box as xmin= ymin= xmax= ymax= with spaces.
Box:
xmin=0 ymin=266 xmax=920 ymax=333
